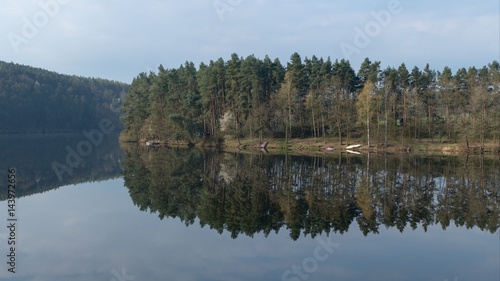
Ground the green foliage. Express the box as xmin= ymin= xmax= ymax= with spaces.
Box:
xmin=0 ymin=61 xmax=128 ymax=133
xmin=121 ymin=54 xmax=500 ymax=146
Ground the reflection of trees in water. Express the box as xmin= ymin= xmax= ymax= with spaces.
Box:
xmin=0 ymin=135 xmax=123 ymax=200
xmin=122 ymin=145 xmax=500 ymax=240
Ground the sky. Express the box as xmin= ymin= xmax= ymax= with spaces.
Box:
xmin=1 ymin=0 xmax=499 ymax=83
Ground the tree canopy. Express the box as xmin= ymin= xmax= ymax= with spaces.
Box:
xmin=0 ymin=61 xmax=128 ymax=133
xmin=121 ymin=54 xmax=500 ymax=147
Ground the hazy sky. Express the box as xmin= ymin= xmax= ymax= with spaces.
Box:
xmin=1 ymin=0 xmax=499 ymax=83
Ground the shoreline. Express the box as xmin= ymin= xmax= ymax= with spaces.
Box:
xmin=218 ymin=137 xmax=500 ymax=156
xmin=121 ymin=135 xmax=500 ymax=156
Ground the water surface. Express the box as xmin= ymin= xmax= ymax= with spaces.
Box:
xmin=0 ymin=138 xmax=498 ymax=281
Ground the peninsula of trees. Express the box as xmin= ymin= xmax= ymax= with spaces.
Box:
xmin=0 ymin=61 xmax=128 ymax=134
xmin=121 ymin=53 xmax=500 ymax=149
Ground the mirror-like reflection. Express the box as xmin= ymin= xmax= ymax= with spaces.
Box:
xmin=0 ymin=140 xmax=498 ymax=280
xmin=0 ymin=134 xmax=123 ymax=200
xmin=121 ymin=145 xmax=500 ymax=239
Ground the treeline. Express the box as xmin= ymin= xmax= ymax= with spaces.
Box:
xmin=122 ymin=54 xmax=500 ymax=147
xmin=0 ymin=61 xmax=129 ymax=133
xmin=122 ymin=147 xmax=499 ymax=239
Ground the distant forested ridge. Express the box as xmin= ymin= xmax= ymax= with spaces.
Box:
xmin=0 ymin=61 xmax=129 ymax=133
xmin=121 ymin=53 xmax=500 ymax=147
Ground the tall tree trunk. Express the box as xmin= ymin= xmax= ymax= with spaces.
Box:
xmin=311 ymin=97 xmax=316 ymax=138
xmin=288 ymin=89 xmax=292 ymax=142
xmin=446 ymin=104 xmax=450 ymax=141
xmin=322 ymin=114 xmax=326 ymax=143
xmin=402 ymin=89 xmax=407 ymax=145
xmin=428 ymin=104 xmax=433 ymax=141
xmin=481 ymin=100 xmax=486 ymax=150
xmin=384 ymin=92 xmax=388 ymax=147
xmin=338 ymin=124 xmax=342 ymax=146
xmin=367 ymin=105 xmax=370 ymax=147
xmin=235 ymin=112 xmax=241 ymax=146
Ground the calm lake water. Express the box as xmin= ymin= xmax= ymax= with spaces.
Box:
xmin=0 ymin=135 xmax=498 ymax=281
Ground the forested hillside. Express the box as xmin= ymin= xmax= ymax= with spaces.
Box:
xmin=122 ymin=53 xmax=500 ymax=148
xmin=0 ymin=61 xmax=128 ymax=133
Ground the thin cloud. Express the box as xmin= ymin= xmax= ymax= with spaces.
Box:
xmin=0 ymin=0 xmax=497 ymax=82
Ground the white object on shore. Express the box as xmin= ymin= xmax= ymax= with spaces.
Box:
xmin=346 ymin=144 xmax=362 ymax=150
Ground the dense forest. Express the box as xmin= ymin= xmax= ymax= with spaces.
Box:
xmin=122 ymin=146 xmax=499 ymax=239
xmin=121 ymin=53 xmax=500 ymax=149
xmin=0 ymin=61 xmax=128 ymax=133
